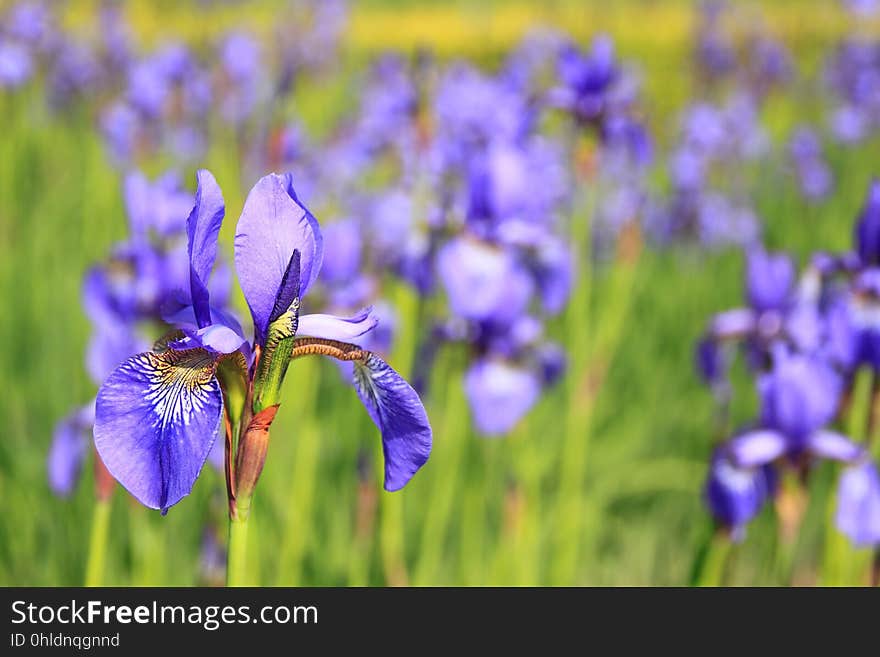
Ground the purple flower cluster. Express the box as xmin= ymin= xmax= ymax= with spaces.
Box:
xmin=788 ymin=127 xmax=834 ymax=203
xmin=697 ymin=181 xmax=880 ymax=545
xmin=646 ymin=94 xmax=765 ymax=248
xmin=0 ymin=1 xmax=347 ymax=166
xmin=267 ymin=32 xmax=654 ymax=436
xmin=823 ymin=33 xmax=880 ymax=144
xmin=693 ymin=1 xmax=793 ymax=97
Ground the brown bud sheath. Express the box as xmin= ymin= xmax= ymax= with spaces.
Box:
xmin=232 ymin=404 xmax=279 ymax=519
xmin=94 ymin=449 xmax=115 ymax=503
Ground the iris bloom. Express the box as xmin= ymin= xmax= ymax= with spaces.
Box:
xmin=93 ymin=171 xmax=432 ymax=514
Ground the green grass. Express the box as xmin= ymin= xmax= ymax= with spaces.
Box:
xmin=0 ymin=0 xmax=878 ymax=586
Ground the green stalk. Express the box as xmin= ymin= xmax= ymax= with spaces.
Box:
xmin=692 ymin=530 xmax=733 ymax=587
xmin=84 ymin=498 xmax=111 ymax=587
xmin=227 ymin=513 xmax=250 ymax=587
xmin=550 ymin=182 xmax=593 ymax=585
xmin=277 ymin=358 xmax=321 ymax=584
xmin=413 ymin=365 xmax=469 ymax=585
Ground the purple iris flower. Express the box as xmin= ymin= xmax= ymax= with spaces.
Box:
xmin=48 ymin=41 xmax=101 ymax=109
xmin=99 ymin=102 xmax=141 ymax=164
xmin=835 ymin=459 xmax=880 ymax=546
xmin=725 ymin=351 xmax=859 ymax=470
xmin=127 ymin=58 xmax=172 ymax=119
xmin=788 ymin=127 xmax=833 ymax=202
xmin=218 ymin=32 xmax=262 ymax=125
xmin=437 ymin=237 xmax=533 ymax=324
xmin=830 ymin=105 xmax=869 ymax=144
xmin=124 ymin=171 xmax=197 ymax=240
xmin=694 ymin=1 xmax=736 ymax=80
xmin=702 ymin=247 xmax=825 ymax=365
xmin=93 ymin=171 xmax=432 ymax=512
xmin=220 ymin=33 xmax=260 ymax=83
xmin=0 ymin=39 xmax=32 ymax=87
xmin=555 ymin=34 xmax=617 ymax=123
xmin=320 ymin=218 xmax=363 ymax=284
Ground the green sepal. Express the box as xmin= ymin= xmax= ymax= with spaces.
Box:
xmin=252 ymin=300 xmax=300 ymax=413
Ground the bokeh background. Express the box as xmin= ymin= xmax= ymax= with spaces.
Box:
xmin=1 ymin=0 xmax=878 ymax=586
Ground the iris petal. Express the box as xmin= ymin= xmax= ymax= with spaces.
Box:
xmin=94 ymin=349 xmax=223 ymax=512
xmin=807 ymin=430 xmax=864 ymax=463
xmin=464 ymin=359 xmax=540 ymax=436
xmin=728 ymin=429 xmax=787 ymax=467
xmin=234 ymin=173 xmax=323 ymax=344
xmin=353 ymin=354 xmax=431 ymax=491
xmin=48 ymin=403 xmax=94 ymax=497
xmin=186 ymin=169 xmax=226 ymax=328
xmin=298 ymin=308 xmax=378 ymax=342
xmin=835 ymin=460 xmax=880 ymax=546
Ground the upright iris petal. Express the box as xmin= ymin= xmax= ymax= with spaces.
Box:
xmin=94 ymin=349 xmax=223 ymax=512
xmin=758 ymin=352 xmax=841 ymax=440
xmin=234 ymin=174 xmax=324 ymax=343
xmin=186 ymin=170 xmax=226 ymax=328
xmin=746 ymin=247 xmax=794 ymax=313
xmin=353 ymin=354 xmax=432 ymax=491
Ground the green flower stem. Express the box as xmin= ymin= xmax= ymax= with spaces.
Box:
xmin=692 ymin=531 xmax=733 ymax=587
xmin=277 ymin=357 xmax=321 ymax=585
xmin=412 ymin=362 xmax=469 ymax=585
xmin=85 ymin=498 xmax=111 ymax=587
xmin=227 ymin=511 xmax=250 ymax=587
xmin=549 ymin=175 xmax=598 ymax=585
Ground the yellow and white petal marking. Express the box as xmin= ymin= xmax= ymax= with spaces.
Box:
xmin=94 ymin=349 xmax=224 ymax=511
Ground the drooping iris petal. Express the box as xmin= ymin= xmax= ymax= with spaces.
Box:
xmin=298 ymin=308 xmax=378 ymax=342
xmin=464 ymin=360 xmax=540 ymax=436
xmin=186 ymin=169 xmax=226 ymax=328
xmin=48 ymin=403 xmax=95 ymax=497
xmin=728 ymin=429 xmax=788 ymax=467
xmin=807 ymin=431 xmax=863 ymax=463
xmin=94 ymin=349 xmax=223 ymax=512
xmin=704 ymin=449 xmax=774 ymax=539
xmin=234 ymin=173 xmax=323 ymax=343
xmin=695 ymin=335 xmax=728 ymax=387
xmin=835 ymin=460 xmax=880 ymax=547
xmin=352 ymin=354 xmax=431 ymax=491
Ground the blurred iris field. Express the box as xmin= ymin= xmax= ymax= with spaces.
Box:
xmin=1 ymin=0 xmax=879 ymax=586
